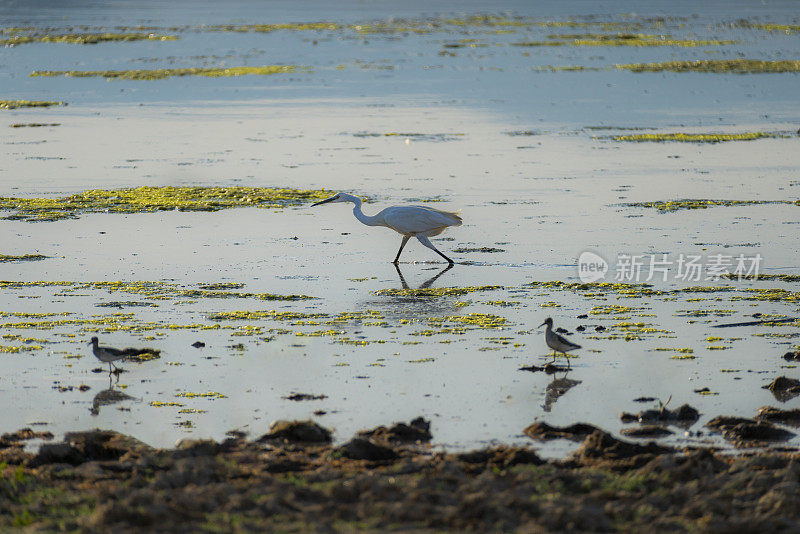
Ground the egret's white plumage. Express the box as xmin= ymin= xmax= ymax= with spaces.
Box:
xmin=312 ymin=192 xmax=462 ymax=264
xmin=539 ymin=317 xmax=581 ymax=368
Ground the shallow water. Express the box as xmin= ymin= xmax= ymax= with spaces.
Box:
xmin=1 ymin=1 xmax=799 ymax=455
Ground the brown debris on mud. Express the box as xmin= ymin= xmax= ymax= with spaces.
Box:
xmin=1 ymin=422 xmax=800 ymax=532
xmin=763 ymin=376 xmax=800 ymax=402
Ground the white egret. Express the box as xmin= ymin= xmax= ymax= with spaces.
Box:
xmin=312 ymin=192 xmax=462 ymax=264
xmin=539 ymin=317 xmax=581 ymax=368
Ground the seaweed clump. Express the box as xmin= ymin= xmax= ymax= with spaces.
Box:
xmin=0 ymin=186 xmax=331 ymax=222
xmin=513 ymin=33 xmax=734 ymax=48
xmin=30 ymin=65 xmax=301 ymax=81
xmin=616 ymin=59 xmax=800 ymax=73
xmin=0 ymin=100 xmax=65 ymax=110
xmin=602 ymin=132 xmax=794 ymax=143
xmin=1 ymin=32 xmax=176 ymax=46
xmin=625 ymin=199 xmax=800 ymax=213
xmin=0 ymin=254 xmax=48 ymax=262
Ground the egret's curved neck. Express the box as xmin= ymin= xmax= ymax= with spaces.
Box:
xmin=350 ymin=197 xmax=382 ymax=226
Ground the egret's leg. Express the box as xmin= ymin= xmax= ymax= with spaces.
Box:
xmin=393 ymin=235 xmax=411 ymax=264
xmin=415 ymin=235 xmax=454 ymax=264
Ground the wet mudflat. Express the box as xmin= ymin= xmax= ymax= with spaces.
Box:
xmin=3 ymin=421 xmax=800 ymax=531
xmin=1 ymin=4 xmax=800 ymax=526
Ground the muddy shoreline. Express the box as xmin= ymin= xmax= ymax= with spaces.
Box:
xmin=2 ymin=419 xmax=799 ymax=532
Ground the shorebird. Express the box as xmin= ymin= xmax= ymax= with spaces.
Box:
xmin=88 ymin=337 xmax=159 ymax=372
xmin=539 ymin=317 xmax=581 ymax=368
xmin=88 ymin=336 xmax=128 ymax=373
xmin=312 ymin=192 xmax=462 ymax=264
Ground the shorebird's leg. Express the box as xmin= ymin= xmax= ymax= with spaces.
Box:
xmin=393 ymin=236 xmax=411 ymax=264
xmin=550 ymin=350 xmax=557 ymax=365
xmin=565 ymin=352 xmax=571 ymax=370
xmin=415 ymin=235 xmax=454 ymax=265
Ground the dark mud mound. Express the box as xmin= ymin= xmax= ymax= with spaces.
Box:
xmin=357 ymin=417 xmax=432 ymax=444
xmin=524 ymin=421 xmax=601 ymax=441
xmin=706 ymin=416 xmax=796 ymax=447
xmin=763 ymin=376 xmax=800 ymax=402
xmin=620 ymin=403 xmax=700 ymax=426
xmin=2 ymin=421 xmax=800 ymax=532
xmin=257 ymin=420 xmax=333 ymax=444
xmin=569 ymin=430 xmax=674 ymax=466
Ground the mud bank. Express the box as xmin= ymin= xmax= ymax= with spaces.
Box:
xmin=2 ymin=420 xmax=799 ymax=532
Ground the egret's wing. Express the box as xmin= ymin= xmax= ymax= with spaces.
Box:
xmin=382 ymin=206 xmax=462 ymax=235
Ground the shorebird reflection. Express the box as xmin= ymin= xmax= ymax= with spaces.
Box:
xmin=542 ymin=371 xmax=582 ymax=413
xmin=90 ymin=375 xmax=136 ymax=416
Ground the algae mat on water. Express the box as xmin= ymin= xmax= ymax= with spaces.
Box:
xmin=599 ymin=132 xmax=797 ymax=143
xmin=30 ymin=65 xmax=302 ymax=81
xmin=512 ymin=34 xmax=735 ymax=48
xmin=0 ymin=186 xmax=331 ymax=221
xmin=625 ymin=199 xmax=800 ymax=212
xmin=0 ymin=32 xmax=177 ymax=46
xmin=616 ymin=59 xmax=800 ymax=73
xmin=0 ymin=100 xmax=64 ymax=110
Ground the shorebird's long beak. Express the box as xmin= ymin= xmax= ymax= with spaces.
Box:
xmin=538 ymin=322 xmax=546 ymax=328
xmin=312 ymin=196 xmax=337 ymax=207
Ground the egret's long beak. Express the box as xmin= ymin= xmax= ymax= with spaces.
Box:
xmin=312 ymin=196 xmax=337 ymax=207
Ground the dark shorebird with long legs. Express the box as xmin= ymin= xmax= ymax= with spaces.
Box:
xmin=539 ymin=317 xmax=581 ymax=369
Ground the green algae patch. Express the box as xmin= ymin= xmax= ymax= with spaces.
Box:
xmin=0 ymin=100 xmax=64 ymax=110
xmin=0 ymin=254 xmax=48 ymax=262
xmin=0 ymin=186 xmax=331 ymax=222
xmin=175 ymin=391 xmax=226 ymax=400
xmin=9 ymin=123 xmax=60 ymax=128
xmin=526 ymin=280 xmax=661 ymax=298
xmin=625 ymin=199 xmax=800 ymax=213
xmin=209 ymin=22 xmax=341 ymax=33
xmin=603 ymin=132 xmax=794 ymax=143
xmin=1 ymin=32 xmax=176 ymax=46
xmin=0 ymin=280 xmax=313 ymax=305
xmin=513 ymin=34 xmax=734 ymax=48
xmin=206 ymin=16 xmax=636 ymax=37
xmin=207 ymin=310 xmax=327 ymax=322
xmin=374 ymin=285 xmax=502 ymax=299
xmin=452 ymin=247 xmax=504 ymax=253
xmin=531 ymin=65 xmax=600 ymax=72
xmin=734 ymin=22 xmax=800 ymax=34
xmin=31 ymin=65 xmax=301 ymax=81
xmin=722 ymin=273 xmax=800 ymax=283
xmin=616 ymin=59 xmax=800 ymax=73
